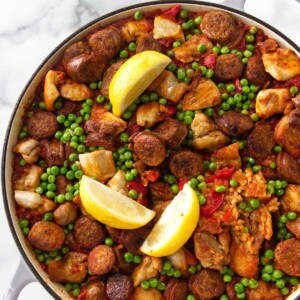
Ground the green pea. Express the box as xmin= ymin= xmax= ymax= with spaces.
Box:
xmin=287 ymin=211 xmax=297 ymax=220
xmin=128 ymin=189 xmax=138 ymax=200
xmin=173 ymin=40 xmax=182 ymax=48
xmin=280 ymin=287 xmax=289 ymax=296
xmin=174 ymin=270 xmax=182 ymax=278
xmin=187 ymin=295 xmax=196 ymax=300
xmin=206 ymin=69 xmax=214 ymax=78
xmin=212 ymin=46 xmax=220 ymax=54
xmin=157 ymin=282 xmax=166 ymax=291
xmin=249 ymin=26 xmax=258 ymax=35
xmin=245 ymin=34 xmax=255 ymax=43
xmin=240 ymin=278 xmax=249 ymax=287
xmin=128 ymin=42 xmax=136 ymax=51
xmin=167 ymin=50 xmax=174 ymax=58
xmin=133 ymin=255 xmax=142 ymax=264
xmin=215 ymin=185 xmax=226 ymax=193
xmin=179 ymin=8 xmax=188 ymax=19
xmin=197 ymin=43 xmax=206 ymax=53
xmin=226 ymin=84 xmax=236 ymax=93
xmin=238 ymin=201 xmax=247 ymax=210
xmin=263 ymin=264 xmax=274 ymax=274
xmin=221 ymin=46 xmax=230 ymax=54
xmin=134 ymin=10 xmax=143 ymax=20
xmin=262 ymin=273 xmax=271 ymax=282
xmin=223 ymin=275 xmax=232 ymax=283
xmin=234 ymin=283 xmax=244 ymax=293
xmin=290 ymin=86 xmax=299 ymax=96
xmin=181 ymin=22 xmax=190 ymax=30
xmin=220 ymin=295 xmax=229 ymax=300
xmin=194 ymin=15 xmax=202 ymax=24
xmin=289 ymin=277 xmax=299 ymax=286
xmin=200 ymin=66 xmax=207 ymax=75
xmin=177 ymin=67 xmax=186 ymax=80
xmin=250 ymin=198 xmax=260 ymax=208
xmin=229 ymin=179 xmax=238 ymax=187
xmin=237 ymin=292 xmax=246 ymax=299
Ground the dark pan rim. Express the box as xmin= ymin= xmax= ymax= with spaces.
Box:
xmin=2 ymin=1 xmax=300 ymax=298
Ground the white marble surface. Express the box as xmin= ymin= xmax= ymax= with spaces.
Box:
xmin=0 ymin=0 xmax=299 ymax=299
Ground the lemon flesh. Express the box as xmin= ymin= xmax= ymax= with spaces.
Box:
xmin=109 ymin=50 xmax=171 ymax=117
xmin=79 ymin=175 xmax=156 ymax=229
xmin=140 ymin=184 xmax=199 ymax=257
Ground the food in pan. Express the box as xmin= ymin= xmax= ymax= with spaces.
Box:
xmin=11 ymin=5 xmax=300 ymax=299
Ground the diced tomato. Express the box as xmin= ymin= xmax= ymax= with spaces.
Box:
xmin=137 ymin=195 xmax=148 ymax=207
xmin=160 ymin=105 xmax=177 ymax=120
xmin=200 ymin=190 xmax=224 ymax=217
xmin=272 ymin=74 xmax=300 ymax=90
xmin=128 ymin=180 xmax=147 ymax=195
xmin=203 ymin=53 xmax=216 ymax=69
xmin=222 ymin=210 xmax=232 ymax=222
xmin=160 ymin=5 xmax=181 ymax=22
xmin=77 ymin=288 xmax=87 ymax=300
xmin=159 ymin=37 xmax=175 ymax=49
xmin=214 ymin=178 xmax=229 ymax=187
xmin=232 ymin=78 xmax=243 ymax=94
xmin=179 ymin=178 xmax=189 ymax=191
xmin=142 ymin=169 xmax=160 ymax=183
xmin=206 ymin=167 xmax=236 ymax=183
xmin=182 ymin=247 xmax=198 ymax=266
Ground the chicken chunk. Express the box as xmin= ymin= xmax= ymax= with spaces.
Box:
xmin=59 ymin=79 xmax=93 ymax=101
xmin=212 ymin=142 xmax=241 ymax=169
xmin=14 ymin=191 xmax=43 ymax=209
xmin=280 ymin=184 xmax=300 ymax=213
xmin=183 ymin=78 xmax=221 ymax=110
xmin=256 ymin=88 xmax=292 ymax=119
xmin=121 ymin=19 xmax=153 ymax=42
xmin=167 ymin=248 xmax=188 ymax=277
xmin=262 ymin=48 xmax=300 ymax=81
xmin=246 ymin=280 xmax=282 ymax=300
xmin=107 ymin=170 xmax=128 ymax=196
xmin=132 ymin=287 xmax=164 ymax=300
xmin=13 ymin=138 xmax=40 ymax=164
xmin=136 ymin=102 xmax=161 ymax=128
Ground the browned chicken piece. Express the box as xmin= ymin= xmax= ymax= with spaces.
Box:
xmin=132 ymin=256 xmax=163 ymax=287
xmin=229 ymin=237 xmax=259 ymax=279
xmin=12 ymin=165 xmax=43 ymax=192
xmin=193 ymin=228 xmax=230 ymax=271
xmin=286 ymin=216 xmax=300 ymax=239
xmin=152 ymin=200 xmax=171 ymax=223
xmin=40 ymin=139 xmax=65 ymax=166
xmin=164 ymin=278 xmax=189 ymax=300
xmin=148 ymin=70 xmax=188 ymax=103
xmin=167 ymin=248 xmax=189 ymax=277
xmin=275 ymin=238 xmax=300 ymax=276
xmin=53 ymin=202 xmax=78 ymax=227
xmin=149 ymin=181 xmax=174 ymax=201
xmin=29 ymin=196 xmax=57 ymax=217
xmin=246 ymin=280 xmax=282 ymax=300
xmin=173 ymin=34 xmax=213 ymax=63
xmin=242 ymin=171 xmax=268 ymax=199
xmin=183 ymin=78 xmax=221 ymax=110
xmin=189 ymin=269 xmax=225 ymax=300
xmin=13 ymin=138 xmax=40 ymax=164
xmin=198 ymin=214 xmax=223 ymax=234
xmin=277 ymin=152 xmax=300 ymax=184
xmin=212 ymin=142 xmax=241 ymax=169
xmin=256 ymin=88 xmax=292 ymax=119
xmin=275 ymin=108 xmax=300 ymax=158
xmin=59 ymin=79 xmax=94 ymax=101
xmin=257 ymin=38 xmax=279 ymax=54
xmin=132 ymin=286 xmax=164 ymax=300
xmin=85 ymin=280 xmax=108 ymax=300
xmin=121 ymin=19 xmax=153 ymax=42
xmin=106 ymin=273 xmax=133 ymax=300
xmin=136 ymin=102 xmax=162 ymax=128
xmin=48 ymin=252 xmax=88 ymax=283
xmin=28 ymin=221 xmax=65 ymax=251
xmin=280 ymin=184 xmax=300 ymax=213
xmin=292 ymin=92 xmax=300 ymax=108
xmin=136 ymin=36 xmax=163 ymax=53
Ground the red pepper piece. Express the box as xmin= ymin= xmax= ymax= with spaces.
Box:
xmin=203 ymin=53 xmax=216 ymax=69
xmin=159 ymin=37 xmax=175 ymax=49
xmin=128 ymin=180 xmax=147 ymax=195
xmin=77 ymin=287 xmax=87 ymax=300
xmin=179 ymin=178 xmax=189 ymax=191
xmin=222 ymin=210 xmax=232 ymax=222
xmin=137 ymin=195 xmax=148 ymax=207
xmin=232 ymin=78 xmax=243 ymax=94
xmin=160 ymin=5 xmax=181 ymax=21
xmin=200 ymin=190 xmax=224 ymax=217
xmin=206 ymin=167 xmax=236 ymax=183
xmin=159 ymin=105 xmax=177 ymax=120
xmin=182 ymin=247 xmax=198 ymax=266
xmin=142 ymin=169 xmax=160 ymax=183
xmin=271 ymin=74 xmax=300 ymax=90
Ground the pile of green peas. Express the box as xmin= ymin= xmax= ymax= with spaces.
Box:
xmin=35 ymin=246 xmax=69 ymax=266
xmin=160 ymin=259 xmax=183 ymax=278
xmin=276 ymin=212 xmax=297 ymax=240
xmin=220 ymin=265 xmax=235 ymax=283
xmin=123 ymin=252 xmax=142 ymax=264
xmin=242 ymin=156 xmax=263 ymax=174
xmin=238 ymin=198 xmax=260 ymax=213
xmin=266 ymin=179 xmax=288 ymax=197
xmin=140 ymin=277 xmax=166 ymax=291
xmin=19 ymin=219 xmax=30 ymax=235
xmin=64 ymin=282 xmax=82 ymax=297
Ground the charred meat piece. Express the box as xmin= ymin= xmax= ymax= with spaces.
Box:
xmin=275 ymin=238 xmax=300 ymax=276
xmin=245 ymin=55 xmax=272 ymax=86
xmin=48 ymin=252 xmax=88 ymax=283
xmin=40 ymin=139 xmax=65 ymax=166
xmin=214 ymin=54 xmax=244 ymax=82
xmin=28 ymin=221 xmax=65 ymax=251
xmin=169 ymin=149 xmax=203 ymax=179
xmin=286 ymin=216 xmax=300 ymax=239
xmin=189 ymin=269 xmax=225 ymax=300
xmin=74 ymin=217 xmax=105 ymax=250
xmin=106 ymin=273 xmax=133 ymax=300
xmin=56 ymin=99 xmax=81 ymax=116
xmin=27 ymin=111 xmax=58 ymax=139
xmin=85 ymin=281 xmax=108 ymax=300
xmin=55 ymin=174 xmax=71 ymax=195
xmin=149 ymin=181 xmax=174 ymax=201
xmin=136 ymin=36 xmax=163 ymax=53
xmin=214 ymin=111 xmax=253 ymax=139
xmin=164 ymin=278 xmax=189 ymax=300
xmin=62 ymin=41 xmax=91 ymax=69
xmin=276 ymin=152 xmax=300 ymax=184
xmin=133 ymin=132 xmax=166 ymax=166
xmin=153 ymin=118 xmax=188 ymax=149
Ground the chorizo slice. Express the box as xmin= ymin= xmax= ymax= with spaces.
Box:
xmin=214 ymin=111 xmax=253 ymax=139
xmin=85 ymin=281 xmax=108 ymax=300
xmin=149 ymin=181 xmax=174 ymax=201
xmin=28 ymin=221 xmax=65 ymax=251
xmin=62 ymin=41 xmax=91 ymax=69
xmin=169 ymin=149 xmax=203 ymax=179
xmin=164 ymin=278 xmax=189 ymax=300
xmin=27 ymin=111 xmax=58 ymax=139
xmin=106 ymin=273 xmax=133 ymax=300
xmin=276 ymin=152 xmax=300 ymax=184
xmin=286 ymin=216 xmax=300 ymax=239
xmin=133 ymin=132 xmax=166 ymax=166
xmin=275 ymin=238 xmax=300 ymax=276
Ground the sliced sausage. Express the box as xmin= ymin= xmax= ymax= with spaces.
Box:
xmin=85 ymin=281 xmax=108 ymax=300
xmin=189 ymin=269 xmax=225 ymax=300
xmin=153 ymin=118 xmax=188 ymax=149
xmin=106 ymin=273 xmax=133 ymax=300
xmin=286 ymin=216 xmax=300 ymax=239
xmin=132 ymin=286 xmax=164 ymax=300
xmin=200 ymin=10 xmax=237 ymax=44
xmin=149 ymin=181 xmax=174 ymax=201
xmin=133 ymin=132 xmax=166 ymax=166
xmin=27 ymin=111 xmax=58 ymax=139
xmin=215 ymin=111 xmax=253 ymax=139
xmin=56 ymin=99 xmax=81 ymax=116
xmin=277 ymin=152 xmax=300 ymax=184
xmin=28 ymin=221 xmax=65 ymax=251
xmin=49 ymin=252 xmax=87 ymax=283
xmin=66 ymin=54 xmax=108 ymax=83
xmin=164 ymin=278 xmax=189 ymax=300
xmin=101 ymin=60 xmax=126 ymax=99
xmin=62 ymin=41 xmax=91 ymax=69
xmin=169 ymin=149 xmax=203 ymax=179
xmin=245 ymin=121 xmax=276 ymax=161
xmin=53 ymin=202 xmax=78 ymax=227
xmin=88 ymin=245 xmax=116 ymax=275
xmin=275 ymin=238 xmax=300 ymax=276
xmin=74 ymin=217 xmax=105 ymax=250
xmin=88 ymin=26 xmax=124 ymax=60
xmin=40 ymin=139 xmax=65 ymax=166
xmin=214 ymin=54 xmax=244 ymax=82
xmin=136 ymin=36 xmax=163 ymax=53
xmin=245 ymin=55 xmax=272 ymax=86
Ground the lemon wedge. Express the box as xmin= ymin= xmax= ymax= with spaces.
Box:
xmin=79 ymin=175 xmax=156 ymax=229
xmin=109 ymin=50 xmax=171 ymax=117
xmin=140 ymin=184 xmax=199 ymax=257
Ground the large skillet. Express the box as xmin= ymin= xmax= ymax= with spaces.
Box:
xmin=2 ymin=1 xmax=300 ymax=299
